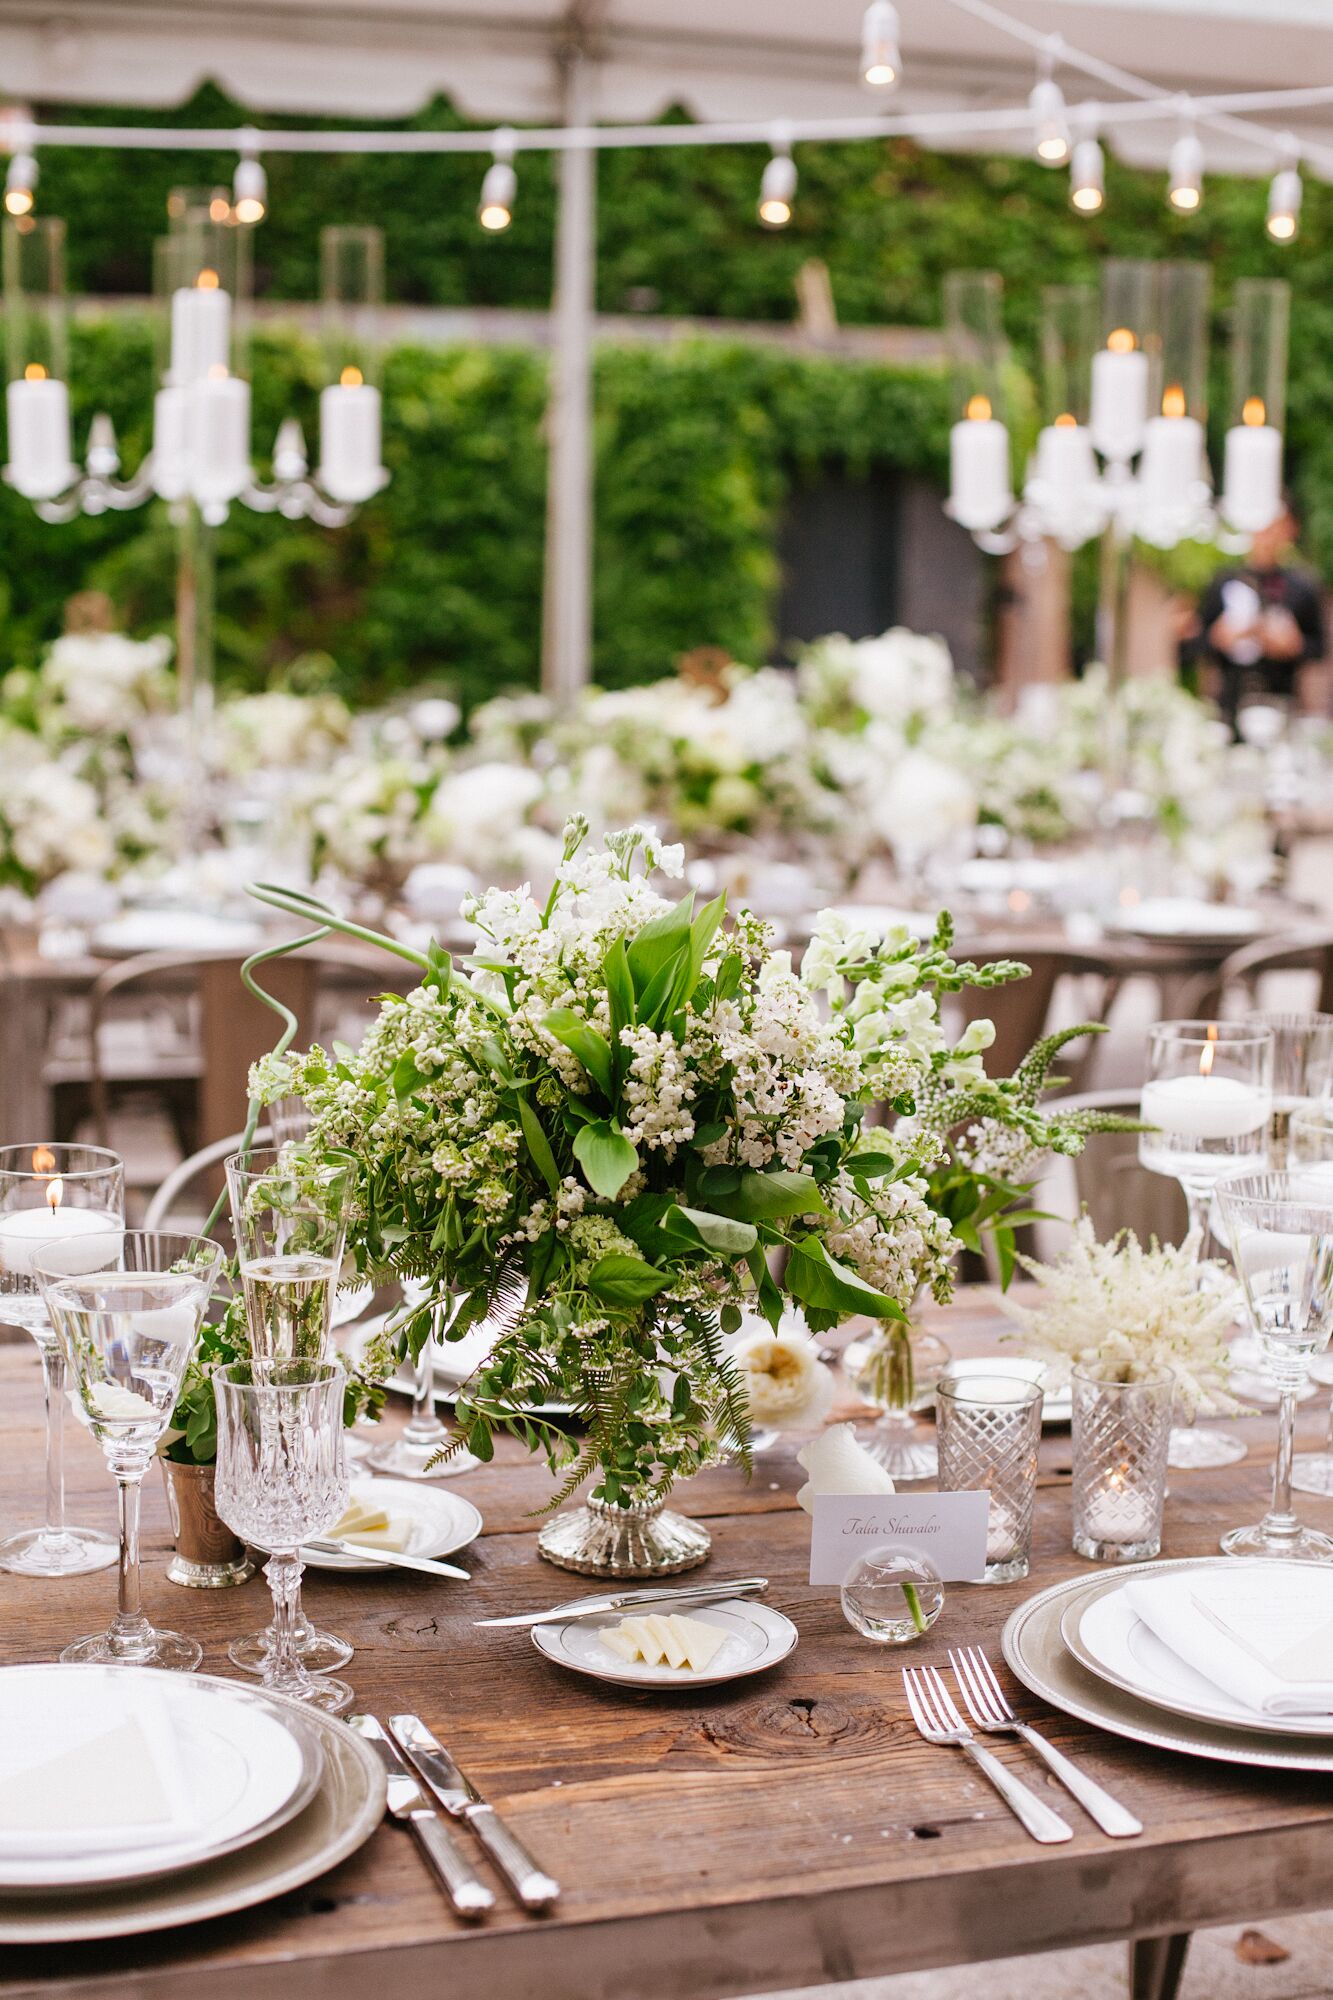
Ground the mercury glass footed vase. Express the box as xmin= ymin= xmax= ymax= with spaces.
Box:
xmin=537 ymin=1493 xmax=711 ymax=1577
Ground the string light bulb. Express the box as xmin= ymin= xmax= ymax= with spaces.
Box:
xmin=1167 ymin=126 xmax=1204 ymax=213
xmin=233 ymin=137 xmax=267 ymax=225
xmin=1267 ymin=143 xmax=1302 ymax=242
xmin=478 ymin=129 xmax=517 ymax=232
xmin=1069 ymin=135 xmax=1104 ymax=213
xmin=1029 ymin=77 xmax=1070 ymax=166
xmin=758 ymin=144 xmax=797 ymax=229
xmin=860 ymin=1 xmax=901 ymax=89
xmin=4 ymin=148 xmax=36 ymax=217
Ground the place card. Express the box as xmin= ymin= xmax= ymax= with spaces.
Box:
xmin=809 ymin=1491 xmax=990 ymax=1585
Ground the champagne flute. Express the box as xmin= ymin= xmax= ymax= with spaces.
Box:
xmin=0 ymin=1144 xmax=124 ymax=1577
xmin=214 ymin=1359 xmax=352 ymax=1714
xmin=1216 ymin=1171 xmax=1333 ymax=1562
xmin=1140 ymin=1021 xmax=1272 ymax=1470
xmin=34 ymin=1230 xmax=225 ymax=1666
xmin=225 ymin=1144 xmax=355 ymax=1678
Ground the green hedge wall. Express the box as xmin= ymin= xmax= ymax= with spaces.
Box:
xmin=6 ymin=82 xmax=1331 ymax=703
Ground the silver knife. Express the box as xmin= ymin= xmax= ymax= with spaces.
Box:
xmin=349 ymin=1716 xmax=494 ymax=1918
xmin=304 ymin=1539 xmax=470 ymax=1580
xmin=389 ymin=1714 xmax=560 ymax=1911
xmin=474 ymin=1575 xmax=768 ymax=1629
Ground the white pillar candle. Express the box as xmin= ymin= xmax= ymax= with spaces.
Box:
xmin=949 ymin=414 xmax=1011 ymax=532
xmin=1089 ymin=346 xmax=1149 ymax=461
xmin=318 ymin=380 xmax=383 ymax=503
xmin=1140 ymin=1073 xmax=1267 ymax=1141
xmin=150 ymin=384 xmax=190 ymax=501
xmin=4 ymin=376 xmax=74 ymax=501
xmin=169 ymin=285 xmax=231 ymax=386
xmin=1222 ymin=421 xmax=1283 ymax=535
xmin=186 ymin=374 xmax=252 ymax=512
xmin=0 ymin=1206 xmax=123 ymax=1279
xmin=1083 ymin=1468 xmax=1157 ymax=1544
xmin=1137 ymin=414 xmax=1206 ymax=517
xmin=1027 ymin=421 xmax=1097 ymax=505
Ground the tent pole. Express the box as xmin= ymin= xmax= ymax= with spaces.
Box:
xmin=541 ymin=43 xmax=596 ymax=703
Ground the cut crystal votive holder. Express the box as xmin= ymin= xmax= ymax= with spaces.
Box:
xmin=1071 ymin=1366 xmax=1173 ymax=1563
xmin=937 ymin=1372 xmax=1043 ymax=1584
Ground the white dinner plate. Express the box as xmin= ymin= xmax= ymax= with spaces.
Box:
xmin=300 ymin=1475 xmax=483 ymax=1572
xmin=841 ymin=1343 xmax=1071 ymax=1426
xmin=532 ymin=1599 xmax=798 ymax=1689
xmin=1106 ymin=898 xmax=1263 ymax=942
xmin=1062 ymin=1560 xmax=1333 ymax=1740
xmin=91 ymin=909 xmax=268 ymax=957
xmin=0 ymin=1665 xmax=324 ymax=1891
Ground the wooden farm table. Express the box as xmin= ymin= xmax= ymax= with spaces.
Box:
xmin=2 ymin=1295 xmax=1333 ymax=2000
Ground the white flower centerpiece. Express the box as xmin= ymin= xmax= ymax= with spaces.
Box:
xmin=246 ymin=819 xmax=1127 ymax=1575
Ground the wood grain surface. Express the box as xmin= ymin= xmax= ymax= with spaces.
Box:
xmin=2 ymin=1294 xmax=1332 ymax=2000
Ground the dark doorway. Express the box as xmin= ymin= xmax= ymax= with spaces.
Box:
xmin=774 ymin=465 xmax=901 ymax=654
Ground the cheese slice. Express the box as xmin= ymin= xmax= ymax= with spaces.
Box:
xmin=646 ymin=1613 xmax=689 ymax=1669
xmin=331 ymin=1498 xmax=392 ymax=1538
xmin=668 ymin=1614 xmax=727 ymax=1672
xmin=619 ymin=1617 xmax=666 ymax=1666
xmin=336 ymin=1516 xmax=413 ymax=1552
xmin=599 ymin=1627 xmax=641 ymax=1663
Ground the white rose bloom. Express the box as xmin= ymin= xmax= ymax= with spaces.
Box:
xmin=730 ymin=1307 xmax=836 ymax=1429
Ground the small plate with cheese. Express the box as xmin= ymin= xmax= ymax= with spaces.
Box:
xmin=531 ymin=1600 xmax=798 ymax=1689
xmin=300 ymin=1478 xmax=483 ymax=1573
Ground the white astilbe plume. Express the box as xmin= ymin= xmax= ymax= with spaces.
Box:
xmin=1001 ymin=1217 xmax=1242 ymax=1419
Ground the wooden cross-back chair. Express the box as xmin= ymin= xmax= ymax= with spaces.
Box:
xmin=1177 ymin=930 xmax=1333 ymax=1019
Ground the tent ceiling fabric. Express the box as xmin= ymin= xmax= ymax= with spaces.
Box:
xmin=0 ymin=0 xmax=1329 ymax=168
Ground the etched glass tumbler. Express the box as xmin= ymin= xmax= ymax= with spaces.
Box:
xmin=214 ymin=1359 xmax=352 ymax=1713
xmin=1070 ymin=1368 xmax=1173 ymax=1563
xmin=936 ymin=1372 xmax=1043 ymax=1583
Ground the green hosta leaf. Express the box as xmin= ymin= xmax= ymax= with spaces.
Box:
xmin=745 ymin=1243 xmax=784 ymax=1328
xmin=660 ymin=1204 xmax=758 ymax=1256
xmin=785 ymin=1238 xmax=903 ymax=1321
xmin=572 ymin=1120 xmax=639 ymax=1198
xmin=699 ymin=1166 xmax=829 ymax=1222
xmin=543 ymin=1009 xmax=614 ymax=1099
xmin=625 ymin=895 xmax=694 ymax=997
xmin=391 ymin=1051 xmax=428 ymax=1100
xmin=585 ymin=1253 xmax=673 ymax=1306
xmin=516 ymin=1093 xmax=559 ymax=1194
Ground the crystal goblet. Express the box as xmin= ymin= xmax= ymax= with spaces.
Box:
xmin=35 ymin=1230 xmax=225 ymax=1667
xmin=1285 ymin=1104 xmax=1333 ymax=1499
xmin=1216 ymin=1170 xmax=1333 ymax=1563
xmin=0 ymin=1144 xmax=124 ymax=1578
xmin=225 ymin=1144 xmax=356 ymax=1677
xmin=1140 ymin=1021 xmax=1272 ymax=1470
xmin=213 ymin=1358 xmax=353 ymax=1714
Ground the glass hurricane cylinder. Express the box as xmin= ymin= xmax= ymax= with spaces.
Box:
xmin=936 ymin=1372 xmax=1043 ymax=1583
xmin=1070 ymin=1367 xmax=1173 ymax=1563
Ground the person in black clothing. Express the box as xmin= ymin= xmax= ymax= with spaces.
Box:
xmin=1194 ymin=494 xmax=1327 ymax=728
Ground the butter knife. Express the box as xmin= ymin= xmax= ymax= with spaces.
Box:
xmin=304 ymin=1539 xmax=470 ymax=1580
xmin=389 ymin=1714 xmax=560 ymax=1910
xmin=474 ymin=1575 xmax=768 ymax=1629
xmin=350 ymin=1716 xmax=494 ymax=1917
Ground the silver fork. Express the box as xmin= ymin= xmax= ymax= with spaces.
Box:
xmin=902 ymin=1665 xmax=1073 ymax=1844
xmin=948 ymin=1645 xmax=1143 ymax=1838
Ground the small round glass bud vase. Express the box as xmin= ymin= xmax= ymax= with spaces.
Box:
xmin=840 ymin=1545 xmax=944 ymax=1646
xmin=848 ymin=1322 xmax=951 ymax=1481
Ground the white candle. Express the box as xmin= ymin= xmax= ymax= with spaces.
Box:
xmin=318 ymin=380 xmax=383 ymax=503
xmin=1085 ymin=1469 xmax=1156 ymax=1544
xmin=949 ymin=412 xmax=1011 ymax=532
xmin=1140 ymin=1073 xmax=1268 ymax=1141
xmin=150 ymin=384 xmax=190 ymax=501
xmin=1090 ymin=345 xmax=1149 ymax=460
xmin=1137 ymin=413 xmax=1206 ymax=518
xmin=0 ymin=1206 xmax=123 ymax=1279
xmin=1027 ymin=421 xmax=1097 ymax=505
xmin=169 ymin=284 xmax=231 ymax=386
xmin=5 ymin=376 xmax=74 ymax=501
xmin=186 ymin=373 xmax=251 ymax=511
xmin=1222 ymin=421 xmax=1283 ymax=535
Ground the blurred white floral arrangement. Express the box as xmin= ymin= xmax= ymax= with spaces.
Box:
xmin=1002 ymin=1217 xmax=1242 ymax=1419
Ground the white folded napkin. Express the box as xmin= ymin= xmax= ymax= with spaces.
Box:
xmin=1124 ymin=1570 xmax=1333 ymax=1719
xmin=0 ymin=1676 xmax=203 ymax=1856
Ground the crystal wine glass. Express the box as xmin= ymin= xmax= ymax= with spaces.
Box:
xmin=1140 ymin=1021 xmax=1272 ymax=1470
xmin=213 ymin=1358 xmax=353 ymax=1714
xmin=34 ymin=1230 xmax=225 ymax=1666
xmin=1244 ymin=1011 xmax=1333 ymax=1170
xmin=1288 ymin=1103 xmax=1333 ymax=1498
xmin=225 ymin=1144 xmax=355 ymax=1678
xmin=0 ymin=1144 xmax=124 ymax=1577
xmin=1216 ymin=1170 xmax=1333 ymax=1563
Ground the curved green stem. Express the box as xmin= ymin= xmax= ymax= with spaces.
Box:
xmin=246 ymin=880 xmax=433 ymax=972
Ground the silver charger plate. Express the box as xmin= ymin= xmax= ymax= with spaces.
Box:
xmin=0 ymin=1697 xmax=385 ymax=1942
xmin=1002 ymin=1563 xmax=1333 ymax=1773
xmin=1061 ymin=1558 xmax=1333 ymax=1739
xmin=0 ymin=1664 xmax=325 ymax=1892
xmin=532 ymin=1599 xmax=798 ymax=1689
